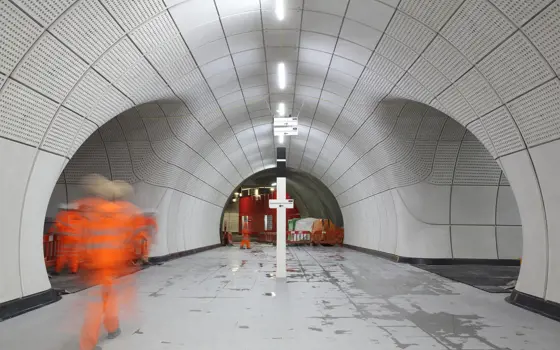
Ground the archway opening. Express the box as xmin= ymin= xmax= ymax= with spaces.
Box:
xmin=338 ymin=99 xmax=523 ymax=293
xmin=219 ymin=167 xmax=344 ymax=245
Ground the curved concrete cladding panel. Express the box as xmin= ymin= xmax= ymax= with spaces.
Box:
xmin=338 ymin=100 xmax=520 ymax=259
xmin=52 ymin=104 xmax=232 ymax=259
xmin=1 ymin=0 xmax=560 ymax=308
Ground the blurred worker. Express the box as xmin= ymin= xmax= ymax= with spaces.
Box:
xmin=240 ymin=222 xmax=251 ymax=249
xmin=140 ymin=211 xmax=157 ymax=264
xmin=112 ymin=180 xmax=144 ymax=265
xmin=223 ymin=230 xmax=233 ymax=246
xmin=50 ymin=203 xmax=83 ymax=275
xmin=131 ymin=211 xmax=156 ymax=265
xmin=78 ymin=177 xmax=139 ymax=350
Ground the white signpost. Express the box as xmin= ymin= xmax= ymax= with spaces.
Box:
xmin=273 ymin=126 xmax=298 ymax=136
xmin=269 ymin=199 xmax=294 ymax=209
xmin=273 ymin=117 xmax=298 ymax=127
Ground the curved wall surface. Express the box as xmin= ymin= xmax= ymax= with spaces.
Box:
xmin=0 ymin=0 xmax=559 ymax=308
xmin=340 ymin=101 xmax=522 ymax=261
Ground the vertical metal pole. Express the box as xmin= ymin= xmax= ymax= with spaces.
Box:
xmin=276 ymin=177 xmax=287 ymax=278
xmin=276 ymin=147 xmax=287 ymax=278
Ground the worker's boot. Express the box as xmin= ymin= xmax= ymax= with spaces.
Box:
xmin=108 ymin=328 xmax=121 ymax=339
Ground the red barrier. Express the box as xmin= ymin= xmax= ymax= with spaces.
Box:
xmin=43 ymin=233 xmax=59 ymax=268
xmin=265 ymin=232 xmax=276 ymax=243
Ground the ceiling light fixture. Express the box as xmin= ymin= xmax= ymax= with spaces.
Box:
xmin=278 ymin=102 xmax=286 ymax=117
xmin=275 ymin=0 xmax=285 ymax=21
xmin=278 ymin=62 xmax=286 ymax=90
xmin=271 ymin=182 xmax=277 ymax=186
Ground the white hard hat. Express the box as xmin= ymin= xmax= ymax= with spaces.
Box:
xmin=112 ymin=180 xmax=134 ymax=200
xmin=81 ymin=174 xmax=111 ymax=198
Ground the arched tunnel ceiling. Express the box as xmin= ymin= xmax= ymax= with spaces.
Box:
xmin=2 ymin=0 xmax=559 ymax=181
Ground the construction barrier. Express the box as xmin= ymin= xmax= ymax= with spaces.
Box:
xmin=43 ymin=233 xmax=59 ymax=268
xmin=287 ymin=231 xmax=311 ymax=245
xmin=250 ymin=228 xmax=344 ymax=246
xmin=310 ymin=228 xmax=344 ymax=246
xmin=43 ymin=232 xmax=147 ymax=270
xmin=255 ymin=232 xmax=276 ymax=244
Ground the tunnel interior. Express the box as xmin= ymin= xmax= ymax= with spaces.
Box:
xmin=45 ymin=99 xmax=522 ymax=262
xmin=2 ymin=0 xmax=560 ymax=331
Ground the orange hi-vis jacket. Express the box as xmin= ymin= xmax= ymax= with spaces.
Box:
xmin=145 ymin=215 xmax=158 ymax=236
xmin=50 ymin=210 xmax=83 ymax=250
xmin=80 ymin=200 xmax=137 ymax=272
xmin=136 ymin=214 xmax=157 ymax=245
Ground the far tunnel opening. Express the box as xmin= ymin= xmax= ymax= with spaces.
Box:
xmin=219 ymin=167 xmax=344 ymax=246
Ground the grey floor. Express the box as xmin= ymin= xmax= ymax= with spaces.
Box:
xmin=1 ymin=244 xmax=559 ymax=350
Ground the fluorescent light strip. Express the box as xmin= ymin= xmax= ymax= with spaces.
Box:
xmin=278 ymin=102 xmax=286 ymax=117
xmin=278 ymin=62 xmax=286 ymax=90
xmin=275 ymin=0 xmax=285 ymax=21
xmin=279 ymin=133 xmax=284 ymax=144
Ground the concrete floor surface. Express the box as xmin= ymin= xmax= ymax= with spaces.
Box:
xmin=0 ymin=244 xmax=558 ymax=350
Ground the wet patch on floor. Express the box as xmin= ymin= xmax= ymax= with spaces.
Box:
xmin=308 ymin=327 xmax=323 ymax=332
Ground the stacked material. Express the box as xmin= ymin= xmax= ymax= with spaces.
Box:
xmin=294 ymin=218 xmax=317 ymax=232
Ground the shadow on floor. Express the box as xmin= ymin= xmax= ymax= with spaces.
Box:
xmin=415 ymin=265 xmax=520 ymax=293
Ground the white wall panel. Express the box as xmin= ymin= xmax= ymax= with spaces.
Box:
xmin=0 ymin=138 xmax=35 ymax=303
xmin=529 ymin=139 xmax=560 ymax=302
xmin=393 ymin=190 xmax=451 ymax=258
xmin=450 ymin=186 xmax=497 ymax=225
xmin=497 ymin=186 xmax=522 ymax=226
xmin=46 ymin=184 xmax=67 ymax=220
xmin=497 ymin=226 xmax=523 ymax=260
xmin=451 ymin=226 xmax=497 ymax=259
xmin=396 ymin=183 xmax=450 ymax=224
xmin=377 ymin=191 xmax=398 ymax=255
xmin=500 ymin=151 xmax=547 ymax=298
xmin=19 ymin=151 xmax=65 ymax=296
